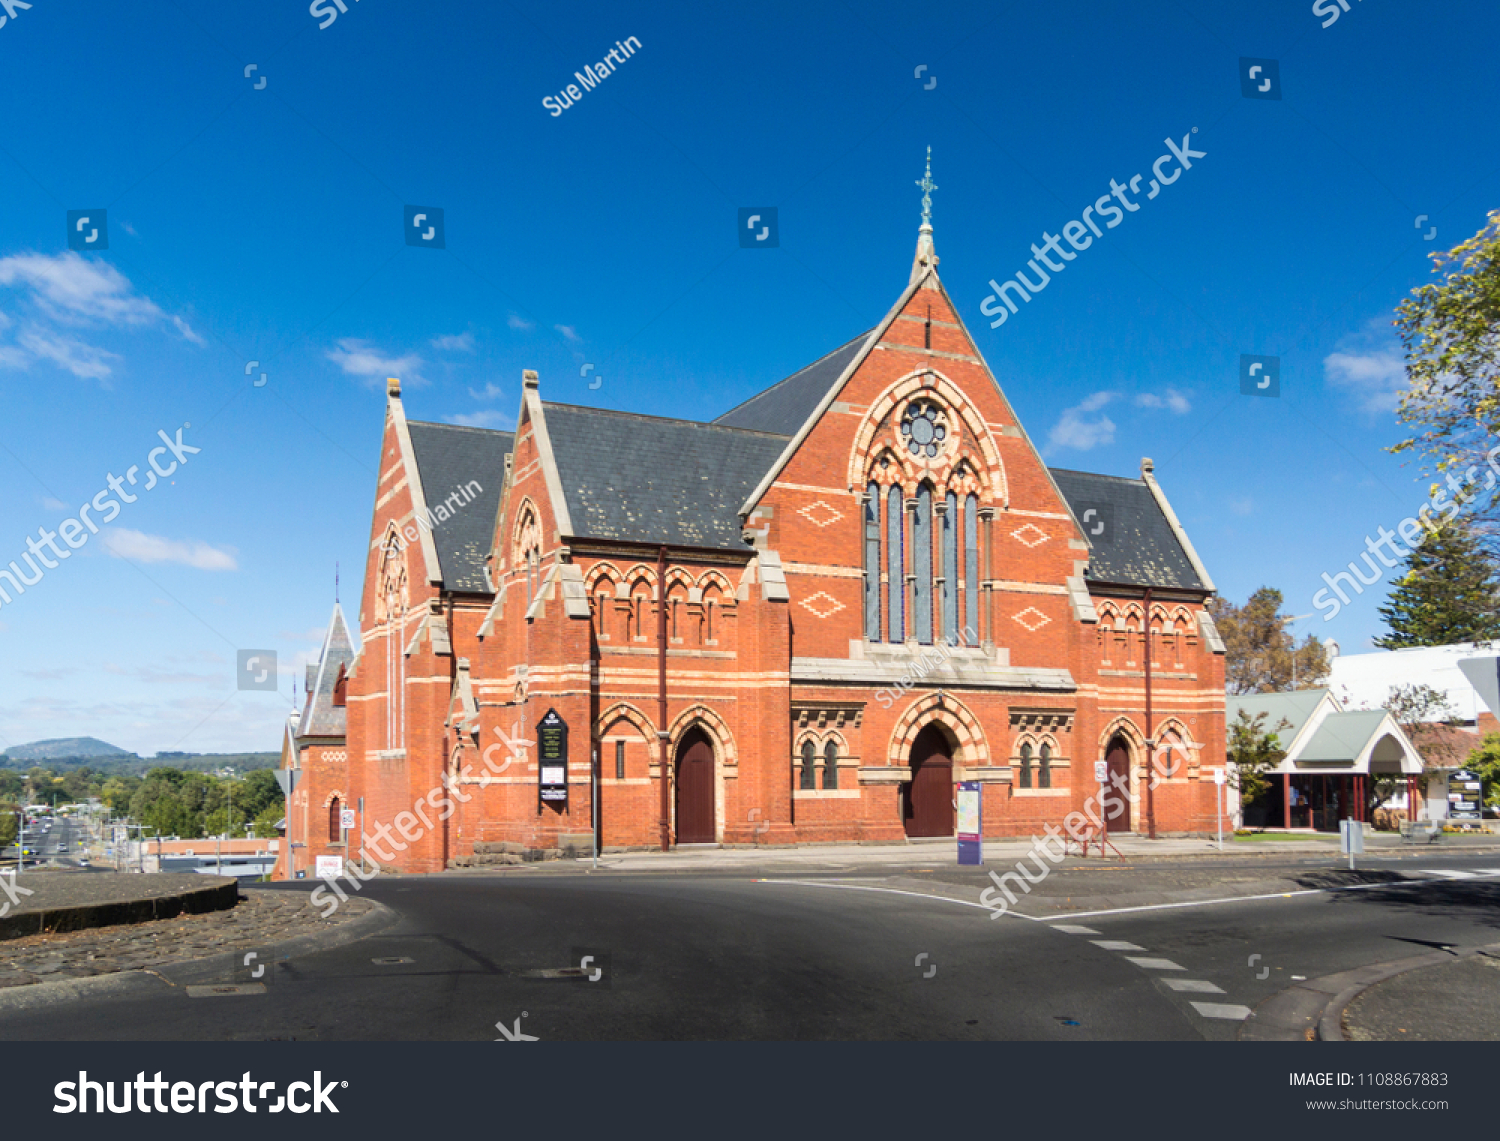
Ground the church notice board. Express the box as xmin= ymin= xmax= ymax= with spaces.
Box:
xmin=537 ymin=708 xmax=568 ymax=811
xmin=1447 ymin=768 xmax=1482 ymax=822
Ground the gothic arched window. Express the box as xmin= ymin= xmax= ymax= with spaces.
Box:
xmin=963 ymin=493 xmax=979 ymax=645
xmin=886 ymin=485 xmax=904 ymax=641
xmin=822 ymin=740 xmax=839 ymax=790
xmin=914 ymin=484 xmax=933 ymax=645
xmin=1018 ymin=742 xmax=1033 ymax=789
xmin=800 ymin=740 xmax=817 ymax=790
xmin=864 ymin=482 xmax=881 ymax=641
xmin=1039 ymin=742 xmax=1052 ymax=789
xmin=941 ymin=489 xmax=958 ymax=644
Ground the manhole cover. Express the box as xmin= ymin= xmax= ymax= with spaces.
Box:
xmin=185 ymin=983 xmax=266 ymax=997
xmin=371 ymin=956 xmax=415 ymax=965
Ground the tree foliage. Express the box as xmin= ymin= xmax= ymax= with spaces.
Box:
xmin=1382 ymin=682 xmax=1464 ymax=772
xmin=1209 ymin=587 xmax=1331 ymax=695
xmin=1464 ymin=732 xmax=1500 ymax=807
xmin=1392 ymin=209 xmax=1500 ymax=540
xmin=1227 ymin=709 xmax=1291 ymax=806
xmin=1374 ymin=519 xmax=1500 ymax=648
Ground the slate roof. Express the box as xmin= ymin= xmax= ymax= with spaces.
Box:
xmin=711 ymin=329 xmax=872 ymax=436
xmin=297 ymin=603 xmax=357 ymax=740
xmin=543 ymin=403 xmax=790 ymax=550
xmin=1049 ymin=468 xmax=1205 ymax=591
xmin=406 ymin=421 xmax=512 ymax=592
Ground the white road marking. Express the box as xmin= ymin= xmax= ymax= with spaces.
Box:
xmin=1125 ymin=957 xmax=1185 ymax=971
xmin=1091 ymin=940 xmax=1146 ymax=951
xmin=756 ymin=879 xmax=1043 ymax=920
xmin=1190 ymin=1001 xmax=1253 ymax=1020
xmin=1050 ymin=924 xmax=1101 ymax=935
xmin=1421 ymin=869 xmax=1477 ymax=879
xmin=1163 ymin=979 xmax=1224 ymax=993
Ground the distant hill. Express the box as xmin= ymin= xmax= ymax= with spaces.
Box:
xmin=3 ymin=737 xmax=132 ymax=761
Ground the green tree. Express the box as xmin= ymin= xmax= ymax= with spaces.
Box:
xmin=1374 ymin=519 xmax=1500 ymax=647
xmin=238 ymin=769 xmax=282 ymax=819
xmin=1465 ymin=733 xmax=1500 ymax=808
xmin=1209 ymin=588 xmax=1331 ymax=695
xmin=251 ymin=804 xmax=284 ymax=839
xmin=1392 ymin=209 xmax=1500 ymax=536
xmin=1227 ymin=709 xmax=1291 ymax=807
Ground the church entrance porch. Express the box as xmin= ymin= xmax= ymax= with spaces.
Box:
xmin=1105 ymin=736 xmax=1132 ymax=833
xmin=903 ymin=723 xmax=954 ymax=838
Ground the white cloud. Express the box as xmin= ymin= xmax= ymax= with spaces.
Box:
xmin=326 ymin=337 xmax=425 ymax=385
xmin=508 ymin=314 xmax=534 ymax=330
xmin=554 ymin=324 xmax=580 ymax=342
xmin=431 ymin=332 xmax=475 ymax=352
xmin=468 ymin=382 xmax=504 ymax=401
xmin=0 ymin=252 xmax=163 ymax=325
xmin=102 ymin=529 xmax=238 ymax=570
xmin=1047 ymin=391 xmax=1117 ymax=452
xmin=41 ymin=497 xmax=67 ymax=511
xmin=17 ymin=329 xmax=119 ymax=380
xmin=1324 ymin=349 xmax=1406 ymax=413
xmin=171 ymin=314 xmax=205 ymax=345
xmin=445 ymin=410 xmax=515 ymax=430
xmin=1228 ymin=496 xmax=1254 ymax=516
xmin=1135 ymin=388 xmax=1191 ymax=414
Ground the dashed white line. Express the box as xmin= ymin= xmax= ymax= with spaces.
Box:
xmin=1163 ymin=979 xmax=1224 ymax=993
xmin=755 ymin=879 xmax=1043 ymax=919
xmin=1189 ymin=1001 xmax=1253 ymax=1020
xmin=1050 ymin=924 xmax=1100 ymax=935
xmin=1125 ymin=956 xmax=1185 ymax=971
xmin=1091 ymin=940 xmax=1146 ymax=951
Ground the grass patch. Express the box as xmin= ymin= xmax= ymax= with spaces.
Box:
xmin=1232 ymin=831 xmax=1332 ymax=842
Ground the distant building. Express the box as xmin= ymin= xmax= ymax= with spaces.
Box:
xmin=273 ymin=604 xmax=356 ymax=880
xmin=1327 ymin=640 xmax=1500 ymax=730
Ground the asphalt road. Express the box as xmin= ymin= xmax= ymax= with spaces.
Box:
xmin=1 ymin=848 xmax=1497 ymax=1041
xmin=4 ymin=815 xmax=85 ymax=869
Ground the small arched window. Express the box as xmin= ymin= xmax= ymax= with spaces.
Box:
xmin=822 ymin=740 xmax=839 ymax=790
xmin=329 ymin=797 xmax=342 ymax=842
xmin=864 ymin=482 xmax=881 ymax=641
xmin=914 ymin=484 xmax=933 ymax=645
xmin=1018 ymin=743 xmax=1033 ymax=789
xmin=1039 ymin=743 xmax=1052 ymax=789
xmin=800 ymin=740 xmax=817 ymax=790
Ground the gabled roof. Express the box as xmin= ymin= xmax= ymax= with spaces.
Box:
xmin=297 ymin=603 xmax=357 ymax=741
xmin=712 ymin=329 xmax=873 ymax=435
xmin=543 ymin=403 xmax=788 ymax=550
xmin=1228 ymin=688 xmax=1335 ymax=751
xmin=1049 ymin=468 xmax=1206 ymax=591
xmin=1298 ymin=710 xmax=1393 ymax=763
xmin=405 ymin=420 xmax=512 ymax=592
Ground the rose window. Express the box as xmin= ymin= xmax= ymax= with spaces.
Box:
xmin=901 ymin=399 xmax=948 ymax=459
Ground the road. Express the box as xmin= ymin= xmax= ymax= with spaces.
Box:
xmin=0 ymin=847 xmax=1496 ymax=1040
xmin=3 ymin=814 xmax=88 ymax=870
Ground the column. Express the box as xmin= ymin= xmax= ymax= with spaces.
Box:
xmin=904 ymin=497 xmax=918 ymax=644
xmin=1283 ymin=772 xmax=1291 ymax=830
xmin=978 ymin=506 xmax=994 ymax=650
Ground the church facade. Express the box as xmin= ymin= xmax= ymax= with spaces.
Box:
xmin=295 ymin=202 xmax=1229 ymax=874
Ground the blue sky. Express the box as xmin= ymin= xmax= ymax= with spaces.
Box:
xmin=0 ymin=0 xmax=1495 ymax=755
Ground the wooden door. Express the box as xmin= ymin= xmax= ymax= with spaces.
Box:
xmin=904 ymin=724 xmax=954 ymax=837
xmin=675 ymin=730 xmax=716 ymax=844
xmin=1105 ymin=737 xmax=1131 ymax=833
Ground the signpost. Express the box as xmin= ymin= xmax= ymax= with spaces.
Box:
xmin=537 ymin=708 xmax=569 ymax=811
xmin=1213 ymin=767 xmax=1227 ymax=851
xmin=315 ymin=854 xmax=342 ymax=879
xmin=1447 ymin=768 xmax=1482 ymax=824
xmin=956 ymin=781 xmax=981 ymax=866
xmin=1340 ymin=817 xmax=1363 ymax=871
xmin=340 ymin=809 xmax=356 ymax=831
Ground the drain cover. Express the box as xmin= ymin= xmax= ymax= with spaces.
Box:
xmin=186 ymin=983 xmax=266 ymax=997
xmin=371 ymin=956 xmax=415 ymax=965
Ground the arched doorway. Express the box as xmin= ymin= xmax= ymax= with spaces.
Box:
xmin=1104 ymin=735 xmax=1131 ymax=833
xmin=903 ymin=723 xmax=954 ymax=837
xmin=675 ymin=728 xmax=716 ymax=844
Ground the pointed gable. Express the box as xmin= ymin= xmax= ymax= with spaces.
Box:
xmin=298 ymin=603 xmax=358 ymax=740
xmin=405 ymin=421 xmax=512 ymax=592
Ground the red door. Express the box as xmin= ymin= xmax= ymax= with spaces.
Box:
xmin=1105 ymin=737 xmax=1131 ymax=833
xmin=675 ymin=730 xmax=716 ymax=844
xmin=904 ymin=724 xmax=954 ymax=838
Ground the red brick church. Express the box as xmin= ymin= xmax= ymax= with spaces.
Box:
xmin=278 ymin=166 xmax=1228 ymax=874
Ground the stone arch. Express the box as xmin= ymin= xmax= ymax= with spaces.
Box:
xmin=847 ymin=368 xmax=1006 ymax=504
xmin=888 ymin=692 xmax=990 ymax=767
xmin=595 ymin=701 xmax=661 ymax=762
xmin=1152 ymin=718 xmax=1198 ymax=777
xmin=668 ymin=703 xmax=738 ymax=768
xmin=512 ymin=498 xmax=542 ymax=563
xmin=696 ymin=569 xmax=734 ymax=598
xmin=1099 ymin=715 xmax=1146 ymax=755
xmin=584 ymin=560 xmax=621 ymax=593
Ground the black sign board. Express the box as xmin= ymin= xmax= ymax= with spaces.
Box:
xmin=537 ymin=708 xmax=569 ymax=809
xmin=1448 ymin=767 xmax=1483 ymax=821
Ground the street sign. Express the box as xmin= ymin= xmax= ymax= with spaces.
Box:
xmin=1094 ymin=760 xmax=1108 ymax=784
xmin=315 ymin=855 xmax=343 ymax=879
xmin=956 ymin=781 xmax=981 ymax=866
xmin=1213 ymin=767 xmax=1227 ymax=785
xmin=537 ymin=708 xmax=569 ymax=808
xmin=1340 ymin=818 xmax=1364 ymax=869
xmin=340 ymin=809 xmax=356 ymax=830
xmin=1447 ymin=768 xmax=1483 ymax=821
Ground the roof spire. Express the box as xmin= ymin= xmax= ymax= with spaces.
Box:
xmin=911 ymin=146 xmax=939 ymax=284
